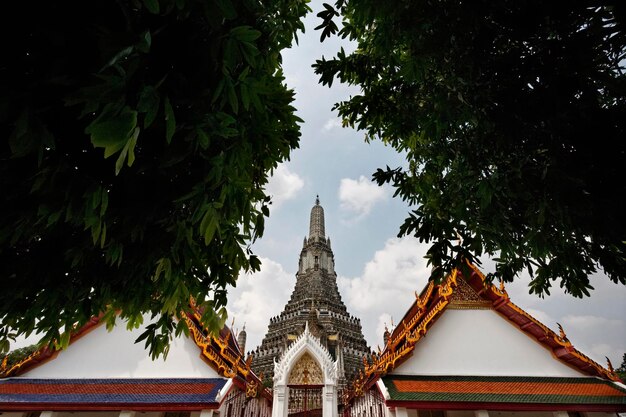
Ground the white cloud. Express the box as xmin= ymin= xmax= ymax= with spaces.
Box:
xmin=524 ymin=308 xmax=554 ymax=329
xmin=558 ymin=314 xmax=626 ymax=365
xmin=322 ymin=118 xmax=342 ymax=132
xmin=266 ymin=164 xmax=304 ymax=209
xmin=338 ymin=237 xmax=431 ymax=347
xmin=374 ymin=313 xmax=393 ymax=352
xmin=338 ymin=176 xmax=386 ymax=220
xmin=226 ymin=257 xmax=294 ymax=353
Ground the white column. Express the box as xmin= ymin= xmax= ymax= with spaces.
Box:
xmin=395 ymin=407 xmax=409 ymax=417
xmin=192 ymin=410 xmax=215 ymax=417
xmin=552 ymin=412 xmax=569 ymax=417
xmin=40 ymin=412 xmax=58 ymax=417
xmin=323 ymin=384 xmax=338 ymax=417
xmin=120 ymin=411 xmax=136 ymax=417
xmin=272 ymin=384 xmax=289 ymax=417
xmin=474 ymin=411 xmax=490 ymax=417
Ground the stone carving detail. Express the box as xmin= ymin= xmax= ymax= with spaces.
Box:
xmin=288 ymin=352 xmax=323 ymax=385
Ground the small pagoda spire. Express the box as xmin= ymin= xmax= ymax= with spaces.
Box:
xmin=237 ymin=323 xmax=247 ymax=354
xmin=383 ymin=324 xmax=390 ymax=345
xmin=309 ymin=195 xmax=325 ymax=239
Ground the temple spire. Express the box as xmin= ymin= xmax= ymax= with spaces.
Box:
xmin=309 ymin=195 xmax=325 ymax=239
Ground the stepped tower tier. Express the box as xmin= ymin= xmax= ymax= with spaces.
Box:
xmin=251 ymin=197 xmax=370 ymax=387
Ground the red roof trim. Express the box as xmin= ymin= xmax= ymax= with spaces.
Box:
xmin=385 ymin=400 xmax=626 ymax=412
xmin=0 ymin=402 xmax=221 ymax=412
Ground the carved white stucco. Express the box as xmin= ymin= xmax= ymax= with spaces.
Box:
xmin=273 ymin=321 xmax=338 ymax=386
xmin=272 ymin=322 xmax=338 ymax=417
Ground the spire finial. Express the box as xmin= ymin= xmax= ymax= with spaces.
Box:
xmin=309 ymin=195 xmax=325 ymax=239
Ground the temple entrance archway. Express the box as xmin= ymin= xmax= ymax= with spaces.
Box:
xmin=272 ymin=323 xmax=338 ymax=417
xmin=287 ymin=352 xmax=324 ymax=417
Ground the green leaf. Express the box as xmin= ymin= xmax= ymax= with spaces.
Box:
xmin=164 ymin=96 xmax=176 ymax=143
xmin=87 ymin=109 xmax=138 ymax=159
xmin=58 ymin=330 xmax=71 ymax=350
xmin=226 ymin=80 xmax=238 ymax=114
xmin=230 ymin=26 xmax=261 ymax=42
xmin=100 ymin=222 xmax=107 ymax=248
xmin=240 ymin=82 xmax=250 ymax=110
xmin=200 ymin=207 xmax=219 ymax=245
xmin=144 ymin=0 xmax=160 ymax=14
xmin=100 ymin=188 xmax=109 ymax=216
xmin=215 ymin=0 xmax=236 ymax=19
xmin=196 ymin=128 xmax=210 ymax=149
xmin=211 ymin=79 xmax=225 ymax=104
xmin=138 ymin=86 xmax=160 ymax=128
xmin=137 ymin=31 xmax=152 ymax=53
xmin=115 ymin=126 xmax=140 ymax=175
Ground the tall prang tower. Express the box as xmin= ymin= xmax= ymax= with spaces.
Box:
xmin=251 ymin=197 xmax=370 ymax=386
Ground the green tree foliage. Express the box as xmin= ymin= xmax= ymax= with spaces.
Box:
xmin=0 ymin=0 xmax=309 ymax=357
xmin=0 ymin=344 xmax=39 ymax=370
xmin=617 ymin=353 xmax=626 ymax=381
xmin=314 ymin=1 xmax=626 ymax=296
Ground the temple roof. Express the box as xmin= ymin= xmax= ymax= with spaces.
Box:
xmin=382 ymin=375 xmax=626 ymax=411
xmin=0 ymin=304 xmax=271 ymax=401
xmin=347 ymin=261 xmax=621 ymax=402
xmin=0 ymin=378 xmax=227 ymax=411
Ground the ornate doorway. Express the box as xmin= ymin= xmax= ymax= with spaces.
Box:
xmin=272 ymin=323 xmax=338 ymax=417
xmin=287 ymin=352 xmax=324 ymax=417
xmin=287 ymin=385 xmax=323 ymax=417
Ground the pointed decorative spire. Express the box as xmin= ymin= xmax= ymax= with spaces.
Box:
xmin=309 ymin=195 xmax=325 ymax=239
xmin=607 ymin=356 xmax=615 ymax=373
xmin=557 ymin=322 xmax=568 ymax=341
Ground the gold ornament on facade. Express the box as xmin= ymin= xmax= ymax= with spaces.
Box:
xmin=553 ymin=322 xmax=572 ymax=347
xmin=287 ymin=352 xmax=323 ymax=385
xmin=223 ymin=367 xmax=237 ymax=378
xmin=438 ymin=281 xmax=453 ymax=299
xmin=405 ymin=329 xmax=420 ymax=344
xmin=246 ymin=379 xmax=259 ymax=398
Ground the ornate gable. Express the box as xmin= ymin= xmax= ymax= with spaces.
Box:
xmin=346 ymin=261 xmax=620 ymax=405
xmin=448 ymin=274 xmax=491 ymax=309
xmin=273 ymin=322 xmax=337 ymax=386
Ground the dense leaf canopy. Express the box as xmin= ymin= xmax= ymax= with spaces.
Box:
xmin=314 ymin=1 xmax=626 ymax=296
xmin=0 ymin=0 xmax=308 ymax=356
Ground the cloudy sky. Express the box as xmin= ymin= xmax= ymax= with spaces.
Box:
xmin=9 ymin=1 xmax=623 ymax=373
xmin=227 ymin=0 xmax=626 ymax=370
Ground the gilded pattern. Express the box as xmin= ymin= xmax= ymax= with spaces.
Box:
xmin=288 ymin=352 xmax=324 ymax=385
xmin=448 ymin=275 xmax=492 ymax=309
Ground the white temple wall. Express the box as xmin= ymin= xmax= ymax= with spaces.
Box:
xmin=20 ymin=316 xmax=220 ymax=379
xmin=391 ymin=309 xmax=583 ymax=377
